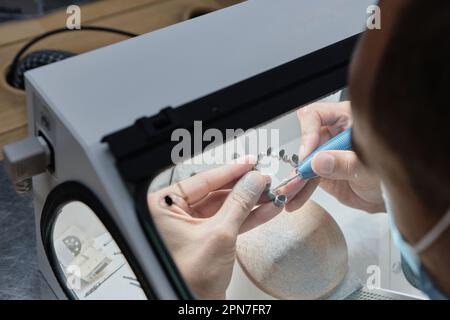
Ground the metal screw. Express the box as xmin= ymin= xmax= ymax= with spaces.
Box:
xmin=292 ymin=154 xmax=299 ymax=166
xmin=274 ymin=194 xmax=287 ymax=208
xmin=266 ymin=190 xmax=276 ymax=201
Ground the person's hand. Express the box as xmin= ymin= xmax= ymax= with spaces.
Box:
xmin=282 ymin=101 xmax=385 ymax=213
xmin=147 ymin=157 xmax=282 ymax=299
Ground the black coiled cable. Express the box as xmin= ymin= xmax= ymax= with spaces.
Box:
xmin=7 ymin=26 xmax=138 ymax=89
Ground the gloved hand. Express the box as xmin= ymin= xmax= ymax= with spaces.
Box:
xmin=147 ymin=157 xmax=282 ymax=299
xmin=282 ymin=101 xmax=385 ymax=213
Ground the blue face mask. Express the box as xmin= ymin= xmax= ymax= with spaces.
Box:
xmin=381 ymin=183 xmax=450 ymax=300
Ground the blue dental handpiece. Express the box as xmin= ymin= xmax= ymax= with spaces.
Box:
xmin=297 ymin=127 xmax=353 ymax=179
xmin=273 ymin=127 xmax=352 ymax=190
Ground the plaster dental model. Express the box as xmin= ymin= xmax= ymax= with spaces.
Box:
xmin=254 ymin=148 xmax=298 ymax=208
xmin=236 ymin=200 xmax=348 ymax=300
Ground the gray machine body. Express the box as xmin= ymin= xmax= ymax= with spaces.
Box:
xmin=24 ymin=0 xmax=374 ymax=299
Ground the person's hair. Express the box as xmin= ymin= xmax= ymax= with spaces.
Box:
xmin=370 ymin=1 xmax=450 ymax=215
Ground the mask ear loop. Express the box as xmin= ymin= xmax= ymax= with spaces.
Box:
xmin=414 ymin=208 xmax=450 ymax=253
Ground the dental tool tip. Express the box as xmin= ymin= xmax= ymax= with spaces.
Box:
xmin=272 ymin=174 xmax=301 ymax=191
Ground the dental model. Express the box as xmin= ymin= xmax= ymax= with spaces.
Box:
xmin=236 ymin=200 xmax=348 ymax=300
xmin=256 ymin=148 xmax=300 ymax=169
xmin=253 ymin=148 xmax=300 ymax=208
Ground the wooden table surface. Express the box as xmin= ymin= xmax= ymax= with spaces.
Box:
xmin=0 ymin=0 xmax=242 ymax=160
